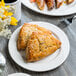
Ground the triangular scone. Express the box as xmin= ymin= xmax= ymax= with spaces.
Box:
xmin=55 ymin=0 xmax=64 ymax=8
xmin=36 ymin=0 xmax=45 ymax=10
xmin=25 ymin=32 xmax=61 ymax=62
xmin=67 ymin=0 xmax=74 ymax=4
xmin=45 ymin=0 xmax=54 ymax=10
xmin=17 ymin=23 xmax=52 ymax=51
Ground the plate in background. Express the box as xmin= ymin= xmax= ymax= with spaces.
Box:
xmin=21 ymin=0 xmax=76 ymax=16
xmin=8 ymin=73 xmax=30 ymax=76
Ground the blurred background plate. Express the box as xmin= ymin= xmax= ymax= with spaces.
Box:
xmin=21 ymin=0 xmax=76 ymax=16
xmin=8 ymin=73 xmax=30 ymax=76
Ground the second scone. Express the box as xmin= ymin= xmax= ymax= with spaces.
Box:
xmin=25 ymin=31 xmax=61 ymax=62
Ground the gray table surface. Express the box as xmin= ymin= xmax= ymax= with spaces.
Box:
xmin=1 ymin=4 xmax=76 ymax=76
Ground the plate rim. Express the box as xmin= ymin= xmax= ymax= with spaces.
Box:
xmin=8 ymin=73 xmax=30 ymax=76
xmin=8 ymin=21 xmax=70 ymax=72
xmin=21 ymin=0 xmax=76 ymax=16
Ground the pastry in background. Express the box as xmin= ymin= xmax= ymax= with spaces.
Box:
xmin=36 ymin=0 xmax=45 ymax=10
xmin=67 ymin=0 xmax=74 ymax=4
xmin=30 ymin=0 xmax=36 ymax=3
xmin=55 ymin=0 xmax=63 ymax=8
xmin=26 ymin=31 xmax=61 ymax=62
xmin=45 ymin=0 xmax=54 ymax=10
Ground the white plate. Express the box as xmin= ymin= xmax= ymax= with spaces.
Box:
xmin=8 ymin=21 xmax=70 ymax=72
xmin=8 ymin=73 xmax=30 ymax=76
xmin=21 ymin=0 xmax=76 ymax=16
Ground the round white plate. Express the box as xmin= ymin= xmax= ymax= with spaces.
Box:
xmin=8 ymin=21 xmax=70 ymax=72
xmin=8 ymin=73 xmax=30 ymax=76
xmin=21 ymin=0 xmax=76 ymax=16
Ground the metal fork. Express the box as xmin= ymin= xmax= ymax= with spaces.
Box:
xmin=58 ymin=15 xmax=76 ymax=28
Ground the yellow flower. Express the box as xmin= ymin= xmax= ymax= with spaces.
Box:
xmin=0 ymin=0 xmax=5 ymax=7
xmin=7 ymin=12 xmax=13 ymax=16
xmin=10 ymin=17 xmax=18 ymax=26
xmin=0 ymin=16 xmax=1 ymax=18
xmin=0 ymin=0 xmax=18 ymax=26
xmin=3 ymin=11 xmax=8 ymax=16
xmin=6 ymin=5 xmax=10 ymax=8
xmin=4 ymin=11 xmax=13 ymax=16
xmin=2 ymin=16 xmax=6 ymax=20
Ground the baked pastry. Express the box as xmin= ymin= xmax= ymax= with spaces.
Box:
xmin=30 ymin=0 xmax=36 ymax=3
xmin=55 ymin=0 xmax=63 ymax=8
xmin=67 ymin=0 xmax=74 ymax=4
xmin=30 ymin=0 xmax=75 ymax=11
xmin=36 ymin=0 xmax=45 ymax=10
xmin=17 ymin=23 xmax=51 ymax=51
xmin=45 ymin=0 xmax=54 ymax=10
xmin=17 ymin=23 xmax=37 ymax=51
xmin=26 ymin=31 xmax=61 ymax=62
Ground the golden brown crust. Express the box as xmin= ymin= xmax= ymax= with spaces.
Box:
xmin=45 ymin=0 xmax=54 ymax=10
xmin=17 ymin=23 xmax=52 ymax=51
xmin=67 ymin=0 xmax=74 ymax=4
xmin=36 ymin=0 xmax=45 ymax=10
xmin=26 ymin=31 xmax=61 ymax=62
xmin=17 ymin=23 xmax=38 ymax=50
xmin=55 ymin=0 xmax=63 ymax=8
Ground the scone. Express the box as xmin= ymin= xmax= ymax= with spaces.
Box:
xmin=25 ymin=31 xmax=61 ymax=62
xmin=17 ymin=23 xmax=51 ymax=51
xmin=36 ymin=0 xmax=45 ymax=10
xmin=67 ymin=0 xmax=74 ymax=4
xmin=55 ymin=0 xmax=63 ymax=8
xmin=45 ymin=0 xmax=54 ymax=10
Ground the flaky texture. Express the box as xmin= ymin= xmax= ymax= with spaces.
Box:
xmin=26 ymin=32 xmax=61 ymax=62
xmin=17 ymin=23 xmax=51 ymax=51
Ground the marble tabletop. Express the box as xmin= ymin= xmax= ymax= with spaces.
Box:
xmin=1 ymin=4 xmax=76 ymax=76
